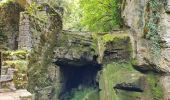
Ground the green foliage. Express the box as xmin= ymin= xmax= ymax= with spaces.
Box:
xmin=62 ymin=0 xmax=83 ymax=30
xmin=147 ymin=74 xmax=163 ymax=100
xmin=3 ymin=50 xmax=28 ymax=60
xmin=0 ymin=0 xmax=14 ymax=7
xmin=80 ymin=0 xmax=122 ymax=32
xmin=61 ymin=87 xmax=97 ymax=100
xmin=26 ymin=2 xmax=39 ymax=15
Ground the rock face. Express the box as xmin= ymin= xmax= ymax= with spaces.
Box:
xmin=122 ymin=0 xmax=170 ymax=72
xmin=159 ymin=0 xmax=170 ymax=73
xmin=25 ymin=3 xmax=63 ymax=100
xmin=122 ymin=0 xmax=170 ymax=99
xmin=160 ymin=76 xmax=170 ymax=100
xmin=54 ymin=31 xmax=97 ymax=67
xmin=122 ymin=0 xmax=148 ymax=67
xmin=54 ymin=31 xmax=131 ymax=67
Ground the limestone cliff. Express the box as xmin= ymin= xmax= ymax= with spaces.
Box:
xmin=122 ymin=0 xmax=170 ymax=99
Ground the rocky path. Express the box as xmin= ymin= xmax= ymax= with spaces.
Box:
xmin=0 ymin=89 xmax=32 ymax=100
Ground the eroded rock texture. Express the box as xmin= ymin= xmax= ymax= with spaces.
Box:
xmin=122 ymin=0 xmax=170 ymax=99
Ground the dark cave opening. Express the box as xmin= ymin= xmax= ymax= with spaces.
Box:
xmin=58 ymin=63 xmax=101 ymax=100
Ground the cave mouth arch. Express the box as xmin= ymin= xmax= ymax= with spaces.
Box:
xmin=56 ymin=61 xmax=101 ymax=100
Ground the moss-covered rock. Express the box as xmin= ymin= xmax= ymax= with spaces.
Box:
xmin=54 ymin=31 xmax=131 ymax=68
xmin=2 ymin=50 xmax=28 ymax=60
xmin=25 ymin=3 xmax=62 ymax=99
xmin=99 ymin=62 xmax=164 ymax=100
xmin=91 ymin=32 xmax=132 ymax=64
xmin=0 ymin=0 xmax=24 ymax=50
xmin=1 ymin=50 xmax=29 ymax=89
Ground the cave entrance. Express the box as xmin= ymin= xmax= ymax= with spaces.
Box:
xmin=58 ymin=63 xmax=101 ymax=100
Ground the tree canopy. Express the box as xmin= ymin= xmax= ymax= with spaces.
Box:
xmin=58 ymin=0 xmax=122 ymax=32
xmin=80 ymin=0 xmax=122 ymax=32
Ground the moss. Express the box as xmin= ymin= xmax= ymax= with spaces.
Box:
xmin=99 ymin=60 xmax=164 ymax=100
xmin=27 ymin=8 xmax=62 ymax=94
xmin=3 ymin=50 xmax=28 ymax=60
xmin=0 ymin=0 xmax=14 ymax=7
xmin=0 ymin=0 xmax=23 ymax=49
xmin=99 ymin=62 xmax=143 ymax=100
xmin=131 ymin=58 xmax=138 ymax=66
xmin=2 ymin=50 xmax=29 ymax=89
xmin=91 ymin=32 xmax=131 ymax=63
xmin=3 ymin=60 xmax=27 ymax=70
xmin=0 ymin=0 xmax=27 ymax=8
xmin=27 ymin=32 xmax=55 ymax=92
xmin=147 ymin=73 xmax=164 ymax=100
xmin=99 ymin=62 xmax=164 ymax=100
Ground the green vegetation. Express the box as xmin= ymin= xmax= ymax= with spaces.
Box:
xmin=25 ymin=2 xmax=48 ymax=22
xmin=80 ymin=0 xmax=122 ymax=32
xmin=99 ymin=62 xmax=143 ymax=100
xmin=0 ymin=0 xmax=14 ymax=6
xmin=27 ymin=7 xmax=62 ymax=93
xmin=61 ymin=87 xmax=98 ymax=100
xmin=147 ymin=73 xmax=163 ymax=100
xmin=2 ymin=50 xmax=29 ymax=89
xmin=99 ymin=62 xmax=164 ymax=100
xmin=61 ymin=0 xmax=122 ymax=31
xmin=62 ymin=0 xmax=83 ymax=30
xmin=26 ymin=2 xmax=38 ymax=15
xmin=3 ymin=50 xmax=28 ymax=60
xmin=91 ymin=33 xmax=130 ymax=63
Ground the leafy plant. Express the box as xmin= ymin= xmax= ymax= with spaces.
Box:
xmin=80 ymin=0 xmax=122 ymax=32
xmin=26 ymin=2 xmax=39 ymax=15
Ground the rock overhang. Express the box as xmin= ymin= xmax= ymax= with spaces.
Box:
xmin=53 ymin=30 xmax=132 ymax=67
